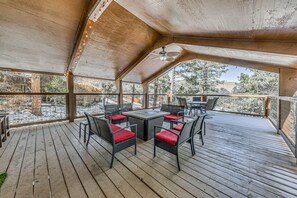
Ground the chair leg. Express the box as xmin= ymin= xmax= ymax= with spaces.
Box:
xmin=110 ymin=149 xmax=115 ymax=168
xmin=200 ymin=132 xmax=204 ymax=145
xmin=84 ymin=125 xmax=87 ymax=143
xmin=176 ymin=152 xmax=181 ymax=171
xmin=153 ymin=141 xmax=156 ymax=157
xmin=86 ymin=132 xmax=92 ymax=146
xmin=79 ymin=123 xmax=81 ymax=138
xmin=204 ymin=123 xmax=206 ymax=135
xmin=191 ymin=138 xmax=195 ymax=156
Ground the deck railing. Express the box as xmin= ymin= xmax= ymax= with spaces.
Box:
xmin=74 ymin=93 xmax=119 ymax=117
xmin=0 ymin=93 xmax=68 ymax=126
xmin=273 ymin=96 xmax=297 ymax=156
xmin=122 ymin=94 xmax=145 ymax=110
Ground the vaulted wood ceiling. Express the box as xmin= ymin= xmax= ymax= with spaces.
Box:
xmin=1 ymin=0 xmax=297 ymax=83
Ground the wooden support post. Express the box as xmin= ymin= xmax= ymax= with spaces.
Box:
xmin=142 ymin=82 xmax=149 ymax=109
xmin=277 ymin=98 xmax=280 ymax=134
xmin=115 ymin=79 xmax=123 ymax=105
xmin=67 ymin=72 xmax=75 ymax=122
xmin=295 ymin=106 xmax=297 ymax=159
xmin=202 ymin=95 xmax=207 ymax=102
xmin=264 ymin=96 xmax=270 ymax=118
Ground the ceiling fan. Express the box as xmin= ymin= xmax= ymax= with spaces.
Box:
xmin=152 ymin=46 xmax=180 ymax=62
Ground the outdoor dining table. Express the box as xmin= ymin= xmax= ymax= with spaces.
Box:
xmin=188 ymin=101 xmax=207 ymax=116
xmin=122 ymin=109 xmax=169 ymax=141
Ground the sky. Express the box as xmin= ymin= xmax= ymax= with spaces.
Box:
xmin=220 ymin=65 xmax=253 ymax=82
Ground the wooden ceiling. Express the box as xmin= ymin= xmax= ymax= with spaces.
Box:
xmin=1 ymin=0 xmax=297 ymax=83
xmin=0 ymin=0 xmax=87 ymax=73
xmin=74 ymin=1 xmax=160 ymax=79
xmin=116 ymin=0 xmax=297 ymax=40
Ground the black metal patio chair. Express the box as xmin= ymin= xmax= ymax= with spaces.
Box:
xmin=85 ymin=113 xmax=137 ymax=168
xmin=161 ymin=104 xmax=185 ymax=122
xmin=177 ymin=97 xmax=190 ymax=115
xmin=170 ymin=114 xmax=206 ymax=154
xmin=154 ymin=119 xmax=196 ymax=171
xmin=104 ymin=104 xmax=128 ymax=125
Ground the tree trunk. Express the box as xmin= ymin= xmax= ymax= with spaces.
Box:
xmin=31 ymin=74 xmax=42 ymax=115
xmin=153 ymin=81 xmax=158 ymax=107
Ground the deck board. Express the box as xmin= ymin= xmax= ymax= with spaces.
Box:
xmin=0 ymin=113 xmax=297 ymax=198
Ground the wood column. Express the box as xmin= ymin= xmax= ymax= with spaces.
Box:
xmin=115 ymin=79 xmax=123 ymax=105
xmin=264 ymin=96 xmax=270 ymax=118
xmin=142 ymin=82 xmax=149 ymax=109
xmin=67 ymin=72 xmax=75 ymax=122
xmin=279 ymin=68 xmax=297 ymax=158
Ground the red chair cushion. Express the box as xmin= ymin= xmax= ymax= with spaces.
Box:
xmin=164 ymin=114 xmax=182 ymax=120
xmin=114 ymin=130 xmax=135 ymax=144
xmin=110 ymin=124 xmax=121 ymax=132
xmin=155 ymin=129 xmax=181 ymax=146
xmin=107 ymin=114 xmax=127 ymax=121
xmin=172 ymin=124 xmax=183 ymax=131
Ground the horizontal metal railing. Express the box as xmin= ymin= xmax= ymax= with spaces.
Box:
xmin=0 ymin=93 xmax=68 ymax=126
xmin=269 ymin=96 xmax=297 ymax=156
xmin=149 ymin=93 xmax=268 ymax=116
xmin=74 ymin=93 xmax=119 ymax=118
xmin=122 ymin=94 xmax=145 ymax=110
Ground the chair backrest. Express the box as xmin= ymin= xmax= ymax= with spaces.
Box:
xmin=178 ymin=98 xmax=188 ymax=109
xmin=193 ymin=96 xmax=201 ymax=102
xmin=170 ymin=104 xmax=184 ymax=115
xmin=84 ymin=112 xmax=101 ymax=136
xmin=92 ymin=116 xmax=113 ymax=144
xmin=104 ymin=104 xmax=119 ymax=115
xmin=178 ymin=119 xmax=196 ymax=144
xmin=206 ymin=97 xmax=218 ymax=110
xmin=192 ymin=114 xmax=206 ymax=135
xmin=121 ymin=103 xmax=133 ymax=112
xmin=160 ymin=104 xmax=170 ymax=112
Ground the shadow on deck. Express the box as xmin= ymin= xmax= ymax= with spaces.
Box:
xmin=0 ymin=112 xmax=297 ymax=198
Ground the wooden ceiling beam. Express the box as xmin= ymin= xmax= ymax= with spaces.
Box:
xmin=66 ymin=0 xmax=113 ymax=74
xmin=142 ymin=51 xmax=285 ymax=84
xmin=115 ymin=36 xmax=171 ymax=81
xmin=160 ymin=36 xmax=297 ymax=56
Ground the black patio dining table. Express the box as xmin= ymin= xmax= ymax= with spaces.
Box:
xmin=188 ymin=101 xmax=207 ymax=116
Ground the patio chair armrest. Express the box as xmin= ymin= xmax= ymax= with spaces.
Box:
xmin=105 ymin=111 xmax=112 ymax=116
xmin=169 ymin=120 xmax=184 ymax=128
xmin=177 ymin=111 xmax=184 ymax=116
xmin=113 ymin=124 xmax=137 ymax=135
xmin=154 ymin=126 xmax=179 ymax=137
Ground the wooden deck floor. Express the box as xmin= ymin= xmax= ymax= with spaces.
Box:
xmin=0 ymin=113 xmax=297 ymax=198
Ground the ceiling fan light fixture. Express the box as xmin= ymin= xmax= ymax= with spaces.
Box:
xmin=160 ymin=55 xmax=167 ymax=61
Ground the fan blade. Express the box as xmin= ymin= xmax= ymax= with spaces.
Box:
xmin=167 ymin=52 xmax=180 ymax=57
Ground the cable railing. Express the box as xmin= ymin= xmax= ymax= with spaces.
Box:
xmin=122 ymin=94 xmax=145 ymax=110
xmin=75 ymin=93 xmax=119 ymax=117
xmin=0 ymin=93 xmax=68 ymax=126
xmin=172 ymin=94 xmax=267 ymax=116
xmin=148 ymin=94 xmax=168 ymax=108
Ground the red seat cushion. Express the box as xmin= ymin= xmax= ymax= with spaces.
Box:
xmin=155 ymin=129 xmax=181 ymax=146
xmin=110 ymin=124 xmax=121 ymax=132
xmin=107 ymin=114 xmax=127 ymax=121
xmin=114 ymin=130 xmax=135 ymax=144
xmin=172 ymin=124 xmax=183 ymax=131
xmin=164 ymin=114 xmax=182 ymax=120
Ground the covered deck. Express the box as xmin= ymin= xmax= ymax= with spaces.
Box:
xmin=1 ymin=113 xmax=296 ymax=198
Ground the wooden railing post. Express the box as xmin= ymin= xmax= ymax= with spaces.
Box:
xmin=67 ymin=72 xmax=75 ymax=122
xmin=115 ymin=79 xmax=123 ymax=105
xmin=142 ymin=82 xmax=149 ymax=109
xmin=264 ymin=96 xmax=270 ymax=118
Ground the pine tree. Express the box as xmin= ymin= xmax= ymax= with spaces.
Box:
xmin=175 ymin=60 xmax=228 ymax=94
